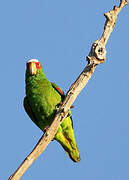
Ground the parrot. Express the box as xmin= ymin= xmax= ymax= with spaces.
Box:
xmin=24 ymin=59 xmax=80 ymax=162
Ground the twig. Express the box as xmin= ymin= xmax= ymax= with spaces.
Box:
xmin=100 ymin=0 xmax=128 ymax=46
xmin=9 ymin=1 xmax=128 ymax=179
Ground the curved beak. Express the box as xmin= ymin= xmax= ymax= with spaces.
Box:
xmin=28 ymin=62 xmax=37 ymax=75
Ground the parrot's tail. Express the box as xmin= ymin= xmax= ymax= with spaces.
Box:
xmin=63 ymin=143 xmax=80 ymax=163
xmin=55 ymin=128 xmax=80 ymax=162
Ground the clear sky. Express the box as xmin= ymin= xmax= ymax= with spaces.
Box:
xmin=1 ymin=0 xmax=129 ymax=179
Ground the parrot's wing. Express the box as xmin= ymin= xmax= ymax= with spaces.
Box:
xmin=51 ymin=82 xmax=73 ymax=127
xmin=51 ymin=82 xmax=65 ymax=99
xmin=51 ymin=83 xmax=80 ymax=161
xmin=51 ymin=82 xmax=74 ymax=108
xmin=23 ymin=96 xmax=38 ymax=125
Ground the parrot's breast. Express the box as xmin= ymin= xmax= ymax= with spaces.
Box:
xmin=26 ymin=78 xmax=61 ymax=130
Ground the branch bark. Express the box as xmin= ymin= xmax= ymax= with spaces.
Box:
xmin=9 ymin=1 xmax=128 ymax=179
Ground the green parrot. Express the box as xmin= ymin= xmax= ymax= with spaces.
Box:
xmin=24 ymin=59 xmax=80 ymax=162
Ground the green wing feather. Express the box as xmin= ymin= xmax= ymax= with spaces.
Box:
xmin=51 ymin=82 xmax=73 ymax=127
xmin=24 ymin=97 xmax=39 ymax=127
xmin=50 ymin=83 xmax=80 ymax=162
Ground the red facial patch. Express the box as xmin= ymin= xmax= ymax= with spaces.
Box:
xmin=35 ymin=62 xmax=41 ymax=69
xmin=26 ymin=62 xmax=41 ymax=69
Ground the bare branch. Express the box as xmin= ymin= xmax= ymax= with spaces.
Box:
xmin=100 ymin=0 xmax=128 ymax=46
xmin=9 ymin=1 xmax=128 ymax=179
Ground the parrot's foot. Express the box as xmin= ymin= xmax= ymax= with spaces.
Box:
xmin=56 ymin=102 xmax=74 ymax=110
xmin=43 ymin=126 xmax=49 ymax=133
xmin=70 ymin=105 xmax=74 ymax=109
xmin=43 ymin=126 xmax=55 ymax=141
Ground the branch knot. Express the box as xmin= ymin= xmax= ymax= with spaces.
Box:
xmin=87 ymin=40 xmax=106 ymax=64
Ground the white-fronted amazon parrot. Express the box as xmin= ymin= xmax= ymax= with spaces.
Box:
xmin=24 ymin=59 xmax=80 ymax=162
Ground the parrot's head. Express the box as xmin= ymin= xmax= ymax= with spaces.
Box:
xmin=26 ymin=59 xmax=42 ymax=76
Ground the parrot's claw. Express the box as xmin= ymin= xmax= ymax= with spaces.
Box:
xmin=56 ymin=102 xmax=74 ymax=111
xmin=43 ymin=126 xmax=49 ymax=133
xmin=70 ymin=105 xmax=74 ymax=109
xmin=43 ymin=126 xmax=55 ymax=141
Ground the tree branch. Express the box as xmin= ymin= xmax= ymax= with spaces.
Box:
xmin=9 ymin=0 xmax=128 ymax=179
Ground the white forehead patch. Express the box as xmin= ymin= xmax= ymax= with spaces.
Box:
xmin=27 ymin=59 xmax=39 ymax=63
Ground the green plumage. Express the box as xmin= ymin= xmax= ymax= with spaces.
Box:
xmin=24 ymin=61 xmax=80 ymax=162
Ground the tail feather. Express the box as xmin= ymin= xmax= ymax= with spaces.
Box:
xmin=55 ymin=126 xmax=80 ymax=162
xmin=62 ymin=143 xmax=80 ymax=163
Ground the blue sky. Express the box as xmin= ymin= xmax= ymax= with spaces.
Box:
xmin=1 ymin=0 xmax=129 ymax=179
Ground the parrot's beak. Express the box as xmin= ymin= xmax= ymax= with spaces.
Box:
xmin=28 ymin=62 xmax=37 ymax=75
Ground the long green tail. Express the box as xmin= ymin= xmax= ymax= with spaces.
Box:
xmin=55 ymin=117 xmax=80 ymax=162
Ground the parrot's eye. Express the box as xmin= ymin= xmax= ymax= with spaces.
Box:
xmin=35 ymin=62 xmax=41 ymax=69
